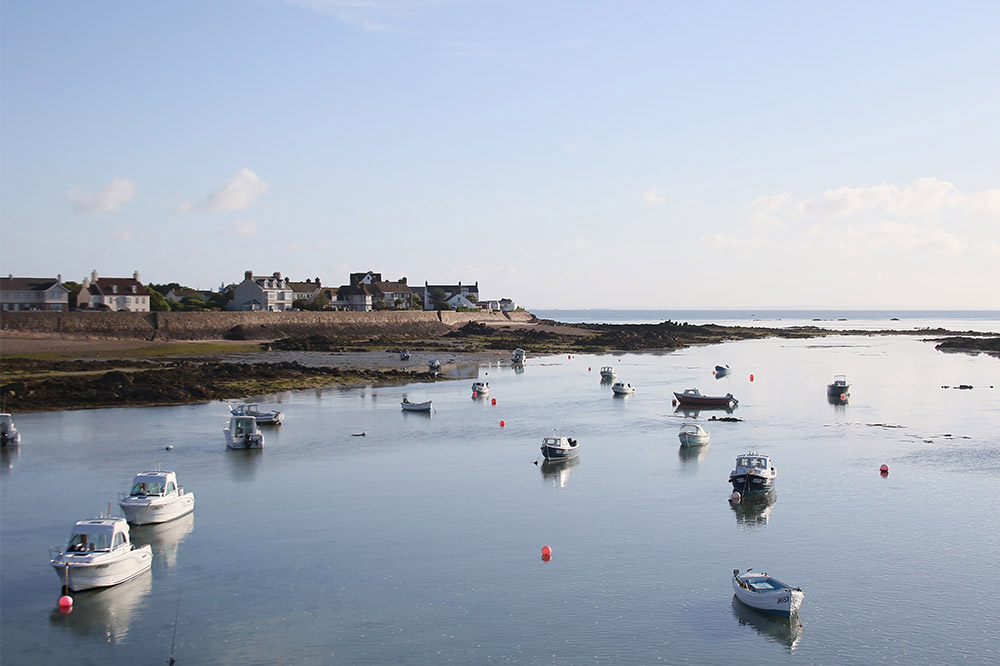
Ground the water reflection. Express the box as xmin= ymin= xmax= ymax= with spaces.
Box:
xmin=539 ymin=457 xmax=580 ymax=489
xmin=827 ymin=392 xmax=850 ymax=406
xmin=678 ymin=443 xmax=710 ymax=465
xmin=731 ymin=597 xmax=803 ymax=650
xmin=132 ymin=513 xmax=194 ymax=571
xmin=1 ymin=445 xmax=19 ymax=473
xmin=730 ymin=489 xmax=776 ymax=528
xmin=226 ymin=448 xmax=263 ymax=481
xmin=48 ymin=571 xmax=153 ymax=643
xmin=513 ymin=365 xmax=525 ymax=375
xmin=673 ymin=405 xmax=737 ymax=417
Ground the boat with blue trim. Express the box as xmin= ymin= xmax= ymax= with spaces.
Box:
xmin=732 ymin=568 xmax=804 ymax=617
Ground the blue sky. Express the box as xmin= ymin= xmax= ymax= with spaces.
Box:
xmin=2 ymin=0 xmax=997 ymax=309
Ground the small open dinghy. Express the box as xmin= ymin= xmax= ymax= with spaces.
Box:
xmin=678 ymin=423 xmax=710 ymax=447
xmin=401 ymin=398 xmax=433 ymax=412
xmin=733 ymin=568 xmax=804 ymax=617
xmin=50 ymin=517 xmax=152 ymax=591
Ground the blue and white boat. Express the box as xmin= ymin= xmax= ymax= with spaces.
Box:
xmin=511 ymin=348 xmax=526 ymax=364
xmin=732 ymin=568 xmax=804 ymax=617
xmin=540 ymin=434 xmax=579 ymax=461
xmin=472 ymin=381 xmax=489 ymax=397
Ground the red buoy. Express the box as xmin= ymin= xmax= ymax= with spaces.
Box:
xmin=750 ymin=374 xmax=754 ymax=382
xmin=58 ymin=595 xmax=73 ymax=608
xmin=880 ymin=464 xmax=889 ymax=474
xmin=840 ymin=393 xmax=846 ymax=400
xmin=500 ymin=420 xmax=505 ymax=427
xmin=491 ymin=398 xmax=496 ymax=405
xmin=541 ymin=546 xmax=551 ymax=556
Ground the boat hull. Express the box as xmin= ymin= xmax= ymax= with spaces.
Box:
xmin=401 ymin=401 xmax=433 ymax=412
xmin=674 ymin=392 xmax=735 ymax=407
xmin=51 ymin=546 xmax=153 ymax=592
xmin=729 ymin=473 xmax=775 ymax=496
xmin=541 ymin=445 xmax=579 ymax=461
xmin=119 ymin=494 xmax=195 ymax=526
xmin=733 ymin=575 xmax=804 ymax=617
xmin=678 ymin=432 xmax=710 ymax=447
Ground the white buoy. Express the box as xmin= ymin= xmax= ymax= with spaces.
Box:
xmin=165 ymin=445 xmax=174 ymax=450
xmin=730 ymin=491 xmax=741 ymax=502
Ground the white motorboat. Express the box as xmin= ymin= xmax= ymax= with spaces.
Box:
xmin=678 ymin=423 xmax=710 ymax=447
xmin=399 ymin=349 xmax=410 ymax=360
xmin=540 ymin=434 xmax=580 ymax=461
xmin=428 ymin=359 xmax=442 ymax=372
xmin=50 ymin=517 xmax=152 ymax=591
xmin=401 ymin=398 xmax=433 ymax=412
xmin=229 ymin=403 xmax=284 ymax=425
xmin=732 ymin=568 xmax=804 ymax=617
xmin=0 ymin=413 xmax=21 ymax=446
xmin=511 ymin=348 xmax=526 ymax=364
xmin=472 ymin=381 xmax=489 ymax=397
xmin=729 ymin=452 xmax=776 ymax=497
xmin=224 ymin=414 xmax=264 ymax=449
xmin=612 ymin=381 xmax=635 ymax=395
xmin=827 ymin=374 xmax=850 ymax=396
xmin=599 ymin=366 xmax=616 ymax=380
xmin=118 ymin=470 xmax=195 ymax=526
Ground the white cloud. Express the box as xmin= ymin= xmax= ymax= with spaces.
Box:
xmin=810 ymin=220 xmax=966 ymax=256
xmin=178 ymin=168 xmax=268 ymax=213
xmin=65 ymin=177 xmax=136 ymax=214
xmin=643 ymin=187 xmax=667 ymax=206
xmin=793 ymin=177 xmax=998 ymax=220
xmin=221 ymin=218 xmax=259 ymax=237
xmin=109 ymin=225 xmax=132 ymax=241
xmin=748 ymin=192 xmax=791 ymax=228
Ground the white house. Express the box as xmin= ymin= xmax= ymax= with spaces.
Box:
xmin=423 ymin=281 xmax=479 ymax=310
xmin=229 ymin=271 xmax=294 ymax=311
xmin=0 ymin=275 xmax=71 ymax=311
xmin=81 ymin=270 xmax=150 ymax=312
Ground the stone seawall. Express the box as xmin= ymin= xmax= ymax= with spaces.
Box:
xmin=1 ymin=310 xmax=535 ymax=341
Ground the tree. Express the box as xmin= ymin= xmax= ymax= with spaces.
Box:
xmin=304 ymin=293 xmax=330 ymax=311
xmin=207 ymin=291 xmax=232 ymax=311
xmin=147 ymin=288 xmax=170 ymax=312
xmin=429 ymin=287 xmax=449 ymax=310
xmin=62 ymin=281 xmax=82 ymax=308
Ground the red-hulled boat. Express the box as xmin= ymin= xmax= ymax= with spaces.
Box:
xmin=673 ymin=388 xmax=738 ymax=407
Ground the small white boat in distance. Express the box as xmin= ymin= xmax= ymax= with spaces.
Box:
xmin=428 ymin=359 xmax=442 ymax=372
xmin=599 ymin=366 xmax=616 ymax=380
xmin=119 ymin=470 xmax=195 ymax=526
xmin=678 ymin=423 xmax=710 ymax=447
xmin=472 ymin=381 xmax=489 ymax=397
xmin=229 ymin=403 xmax=284 ymax=425
xmin=827 ymin=374 xmax=850 ymax=396
xmin=612 ymin=381 xmax=635 ymax=395
xmin=540 ymin=434 xmax=580 ymax=461
xmin=399 ymin=349 xmax=410 ymax=360
xmin=50 ymin=517 xmax=152 ymax=591
xmin=0 ymin=413 xmax=21 ymax=446
xmin=401 ymin=398 xmax=433 ymax=412
xmin=733 ymin=568 xmax=804 ymax=617
xmin=224 ymin=415 xmax=264 ymax=449
xmin=511 ymin=348 xmax=526 ymax=364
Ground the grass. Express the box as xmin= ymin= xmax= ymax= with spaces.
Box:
xmin=5 ymin=341 xmax=261 ymax=361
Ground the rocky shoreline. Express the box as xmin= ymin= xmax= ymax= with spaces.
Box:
xmin=2 ymin=319 xmax=995 ymax=412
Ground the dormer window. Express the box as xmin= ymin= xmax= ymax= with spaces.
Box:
xmin=112 ymin=285 xmax=118 ymax=294
xmin=132 ymin=285 xmax=137 ymax=293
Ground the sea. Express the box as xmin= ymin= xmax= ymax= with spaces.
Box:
xmin=1 ymin=311 xmax=998 ymax=665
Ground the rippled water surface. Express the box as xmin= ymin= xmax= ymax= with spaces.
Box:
xmin=2 ymin=335 xmax=998 ymax=664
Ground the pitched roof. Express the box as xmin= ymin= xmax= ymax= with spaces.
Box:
xmin=373 ymin=280 xmax=413 ymax=294
xmin=0 ymin=277 xmax=67 ymax=292
xmin=89 ymin=278 xmax=148 ymax=296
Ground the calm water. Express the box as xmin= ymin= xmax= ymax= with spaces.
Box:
xmin=2 ymin=335 xmax=999 ymax=665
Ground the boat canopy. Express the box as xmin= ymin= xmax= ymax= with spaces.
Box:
xmin=0 ymin=414 xmax=13 ymax=430
xmin=68 ymin=518 xmax=128 ymax=552
xmin=230 ymin=416 xmax=257 ymax=437
xmin=736 ymin=455 xmax=770 ymax=468
xmin=129 ymin=471 xmax=177 ymax=496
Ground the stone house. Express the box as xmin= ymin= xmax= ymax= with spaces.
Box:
xmin=81 ymin=270 xmax=150 ymax=312
xmin=0 ymin=275 xmax=71 ymax=311
xmin=228 ymin=271 xmax=293 ymax=311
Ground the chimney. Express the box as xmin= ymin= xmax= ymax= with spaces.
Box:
xmin=273 ymin=272 xmax=281 ymax=280
xmin=57 ymin=274 xmax=63 ymax=283
xmin=245 ymin=270 xmax=253 ymax=280
xmin=133 ymin=270 xmax=140 ymax=282
xmin=315 ymin=277 xmax=320 ymax=286
xmin=91 ymin=269 xmax=98 ymax=283
xmin=82 ymin=276 xmax=90 ymax=290
xmin=401 ymin=277 xmax=407 ymax=284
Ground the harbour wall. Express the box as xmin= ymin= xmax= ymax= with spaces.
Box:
xmin=0 ymin=310 xmax=535 ymax=341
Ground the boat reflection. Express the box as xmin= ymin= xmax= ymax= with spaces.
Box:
xmin=673 ymin=404 xmax=737 ymax=417
xmin=513 ymin=365 xmax=525 ymax=375
xmin=539 ymin=456 xmax=580 ymax=489
xmin=226 ymin=448 xmax=263 ymax=481
xmin=1 ymin=445 xmax=19 ymax=474
xmin=730 ymin=489 xmax=776 ymax=528
xmin=49 ymin=570 xmax=152 ymax=643
xmin=827 ymin=392 xmax=849 ymax=406
xmin=731 ymin=596 xmax=804 ymax=650
xmin=678 ymin=443 xmax=710 ymax=464
xmin=132 ymin=512 xmax=194 ymax=571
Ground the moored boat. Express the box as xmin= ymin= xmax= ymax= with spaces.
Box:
xmin=224 ymin=414 xmax=264 ymax=449
xmin=472 ymin=381 xmax=489 ymax=397
xmin=729 ymin=452 xmax=776 ymax=497
xmin=118 ymin=470 xmax=195 ymax=526
xmin=599 ymin=366 xmax=616 ymax=380
xmin=50 ymin=517 xmax=153 ymax=591
xmin=827 ymin=374 xmax=850 ymax=396
xmin=678 ymin=423 xmax=710 ymax=447
xmin=674 ymin=388 xmax=738 ymax=407
xmin=229 ymin=403 xmax=284 ymax=425
xmin=0 ymin=413 xmax=21 ymax=446
xmin=401 ymin=398 xmax=433 ymax=412
xmin=511 ymin=348 xmax=526 ymax=364
xmin=540 ymin=434 xmax=580 ymax=461
xmin=715 ymin=364 xmax=731 ymax=376
xmin=428 ymin=359 xmax=441 ymax=372
xmin=399 ymin=349 xmax=410 ymax=360
xmin=732 ymin=568 xmax=804 ymax=617
xmin=612 ymin=381 xmax=635 ymax=395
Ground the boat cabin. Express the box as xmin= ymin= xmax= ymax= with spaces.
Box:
xmin=734 ymin=454 xmax=771 ymax=471
xmin=66 ymin=518 xmax=132 ymax=554
xmin=230 ymin=416 xmax=259 ymax=437
xmin=128 ymin=470 xmax=179 ymax=498
xmin=0 ymin=413 xmax=14 ymax=432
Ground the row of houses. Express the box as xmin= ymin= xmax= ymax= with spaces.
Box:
xmin=1 ymin=270 xmax=518 ymax=313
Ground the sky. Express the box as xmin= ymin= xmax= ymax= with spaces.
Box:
xmin=1 ymin=0 xmax=998 ymax=310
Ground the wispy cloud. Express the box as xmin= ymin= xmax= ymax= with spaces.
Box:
xmin=177 ymin=168 xmax=268 ymax=214
xmin=794 ymin=177 xmax=1000 ymax=219
xmin=109 ymin=225 xmax=132 ymax=241
xmin=65 ymin=177 xmax=136 ymax=214
xmin=643 ymin=187 xmax=667 ymax=207
xmin=221 ymin=218 xmax=259 ymax=237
